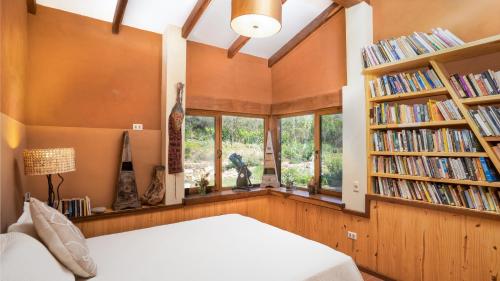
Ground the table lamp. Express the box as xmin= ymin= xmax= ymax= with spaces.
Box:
xmin=23 ymin=148 xmax=76 ymax=208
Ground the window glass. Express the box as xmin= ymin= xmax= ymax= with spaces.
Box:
xmin=222 ymin=116 xmax=264 ymax=187
xmin=320 ymin=114 xmax=343 ymax=192
xmin=184 ymin=115 xmax=216 ymax=188
xmin=280 ymin=115 xmax=314 ymax=187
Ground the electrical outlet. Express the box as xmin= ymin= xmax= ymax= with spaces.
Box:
xmin=347 ymin=231 xmax=357 ymax=240
xmin=353 ymin=181 xmax=359 ymax=193
xmin=132 ymin=124 xmax=143 ymax=130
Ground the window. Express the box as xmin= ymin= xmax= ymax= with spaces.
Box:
xmin=280 ymin=114 xmax=314 ymax=187
xmin=320 ymin=114 xmax=342 ymax=192
xmin=184 ymin=115 xmax=216 ymax=189
xmin=222 ymin=116 xmax=264 ymax=187
xmin=279 ymin=110 xmax=342 ymax=193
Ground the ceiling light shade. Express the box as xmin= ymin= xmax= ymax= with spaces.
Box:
xmin=231 ymin=0 xmax=282 ymax=38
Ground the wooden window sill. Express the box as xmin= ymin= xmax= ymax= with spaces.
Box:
xmin=268 ymin=187 xmax=345 ymax=210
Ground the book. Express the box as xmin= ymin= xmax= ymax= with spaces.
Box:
xmin=469 ymin=106 xmax=500 ymax=136
xmin=362 ymin=28 xmax=464 ymax=68
xmin=449 ymin=69 xmax=500 ymax=98
xmin=373 ymin=178 xmax=500 ymax=213
xmin=57 ymin=197 xmax=92 ymax=218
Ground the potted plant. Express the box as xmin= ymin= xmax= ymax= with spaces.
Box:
xmin=195 ymin=173 xmax=210 ymax=195
xmin=281 ymin=170 xmax=295 ymax=191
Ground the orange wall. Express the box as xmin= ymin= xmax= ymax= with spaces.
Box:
xmin=187 ymin=41 xmax=272 ymax=105
xmin=372 ymin=0 xmax=500 ymax=42
xmin=26 ymin=127 xmax=161 ymax=208
xmin=26 ymin=6 xmax=162 ymax=130
xmin=271 ymin=9 xmax=347 ymax=105
xmin=1 ymin=0 xmax=29 ymax=232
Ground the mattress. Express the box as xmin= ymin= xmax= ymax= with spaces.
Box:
xmin=82 ymin=214 xmax=363 ymax=281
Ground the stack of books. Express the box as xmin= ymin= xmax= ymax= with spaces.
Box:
xmin=372 ymin=128 xmax=481 ymax=153
xmin=469 ymin=106 xmax=500 ymax=136
xmin=368 ymin=67 xmax=443 ymax=98
xmin=373 ymin=178 xmax=500 ymax=213
xmin=362 ymin=28 xmax=464 ymax=68
xmin=57 ymin=196 xmax=92 ymax=218
xmin=372 ymin=156 xmax=498 ymax=182
xmin=372 ymin=99 xmax=462 ymax=125
xmin=449 ymin=69 xmax=500 ymax=98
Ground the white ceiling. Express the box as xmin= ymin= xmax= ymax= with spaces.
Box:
xmin=36 ymin=0 xmax=333 ymax=59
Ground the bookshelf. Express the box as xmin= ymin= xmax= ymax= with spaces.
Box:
xmin=365 ymin=34 xmax=500 ymax=218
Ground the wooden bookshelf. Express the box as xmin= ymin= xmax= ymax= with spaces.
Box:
xmin=369 ymin=88 xmax=448 ymax=103
xmin=484 ymin=136 xmax=500 ymax=142
xmin=369 ymin=119 xmax=467 ymax=129
xmin=365 ymin=34 xmax=500 ymax=216
xmin=460 ymin=95 xmax=500 ymax=105
xmin=370 ymin=151 xmax=489 ymax=157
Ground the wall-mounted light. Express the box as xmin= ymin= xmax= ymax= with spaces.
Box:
xmin=231 ymin=0 xmax=282 ymax=38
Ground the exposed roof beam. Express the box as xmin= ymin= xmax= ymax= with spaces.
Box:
xmin=112 ymin=0 xmax=128 ymax=34
xmin=268 ymin=3 xmax=342 ymax=67
xmin=334 ymin=0 xmax=369 ymax=8
xmin=182 ymin=0 xmax=212 ymax=38
xmin=227 ymin=0 xmax=287 ymax=59
xmin=227 ymin=36 xmax=250 ymax=58
xmin=27 ymin=0 xmax=37 ymax=14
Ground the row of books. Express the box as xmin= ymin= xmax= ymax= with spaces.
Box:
xmin=449 ymin=69 xmax=500 ymax=98
xmin=56 ymin=196 xmax=92 ymax=218
xmin=372 ymin=128 xmax=481 ymax=153
xmin=372 ymin=156 xmax=498 ymax=182
xmin=469 ymin=106 xmax=500 ymax=136
xmin=368 ymin=68 xmax=444 ymax=98
xmin=372 ymin=99 xmax=462 ymax=125
xmin=373 ymin=178 xmax=500 ymax=213
xmin=361 ymin=28 xmax=464 ymax=68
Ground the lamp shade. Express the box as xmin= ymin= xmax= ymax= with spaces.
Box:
xmin=24 ymin=148 xmax=76 ymax=176
xmin=231 ymin=0 xmax=282 ymax=38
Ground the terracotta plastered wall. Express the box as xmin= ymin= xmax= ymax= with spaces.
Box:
xmin=1 ymin=0 xmax=29 ymax=232
xmin=371 ymin=0 xmax=500 ymax=42
xmin=271 ymin=9 xmax=347 ymax=105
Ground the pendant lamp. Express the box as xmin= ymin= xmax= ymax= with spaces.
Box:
xmin=231 ymin=0 xmax=282 ymax=38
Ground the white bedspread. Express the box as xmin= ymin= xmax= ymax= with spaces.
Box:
xmin=82 ymin=214 xmax=362 ymax=281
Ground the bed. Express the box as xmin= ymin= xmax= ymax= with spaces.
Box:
xmin=81 ymin=214 xmax=363 ymax=281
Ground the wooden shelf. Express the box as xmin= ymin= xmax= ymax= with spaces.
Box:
xmin=366 ymin=194 xmax=500 ymax=221
xmin=484 ymin=136 xmax=500 ymax=142
xmin=370 ymin=119 xmax=467 ymax=129
xmin=460 ymin=95 xmax=500 ymax=105
xmin=362 ymin=35 xmax=500 ymax=76
xmin=370 ymin=151 xmax=488 ymax=157
xmin=371 ymin=172 xmax=500 ymax=188
xmin=369 ymin=88 xmax=448 ymax=103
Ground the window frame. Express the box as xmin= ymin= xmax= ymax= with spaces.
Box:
xmin=277 ymin=107 xmax=342 ymax=197
xmin=185 ymin=109 xmax=269 ymax=194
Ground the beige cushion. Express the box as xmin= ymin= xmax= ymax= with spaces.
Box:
xmin=30 ymin=198 xmax=97 ymax=278
xmin=7 ymin=222 xmax=40 ymax=240
xmin=0 ymin=232 xmax=75 ymax=281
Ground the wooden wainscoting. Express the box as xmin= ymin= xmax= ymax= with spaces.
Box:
xmin=75 ymin=195 xmax=500 ymax=281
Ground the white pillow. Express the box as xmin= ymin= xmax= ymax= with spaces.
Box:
xmin=0 ymin=232 xmax=75 ymax=281
xmin=7 ymin=223 xmax=40 ymax=240
xmin=17 ymin=202 xmax=33 ymax=223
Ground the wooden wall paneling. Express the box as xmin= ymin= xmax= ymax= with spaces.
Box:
xmin=295 ymin=202 xmax=321 ymax=240
xmin=462 ymin=216 xmax=500 ymax=281
xmin=214 ymin=199 xmax=248 ymax=217
xmin=268 ymin=196 xmax=297 ymax=233
xmin=340 ymin=212 xmax=375 ymax=268
xmin=318 ymin=207 xmax=345 ymax=250
xmin=184 ymin=203 xmax=216 ymax=221
xmin=246 ymin=196 xmax=270 ymax=223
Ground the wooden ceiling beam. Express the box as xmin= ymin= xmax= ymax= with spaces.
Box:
xmin=268 ymin=3 xmax=342 ymax=67
xmin=227 ymin=0 xmax=287 ymax=59
xmin=112 ymin=0 xmax=128 ymax=34
xmin=182 ymin=0 xmax=212 ymax=38
xmin=27 ymin=0 xmax=36 ymax=14
xmin=334 ymin=0 xmax=368 ymax=8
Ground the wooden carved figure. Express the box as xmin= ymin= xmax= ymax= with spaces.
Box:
xmin=141 ymin=166 xmax=166 ymax=205
xmin=113 ymin=131 xmax=141 ymax=210
xmin=168 ymin=82 xmax=185 ymax=174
